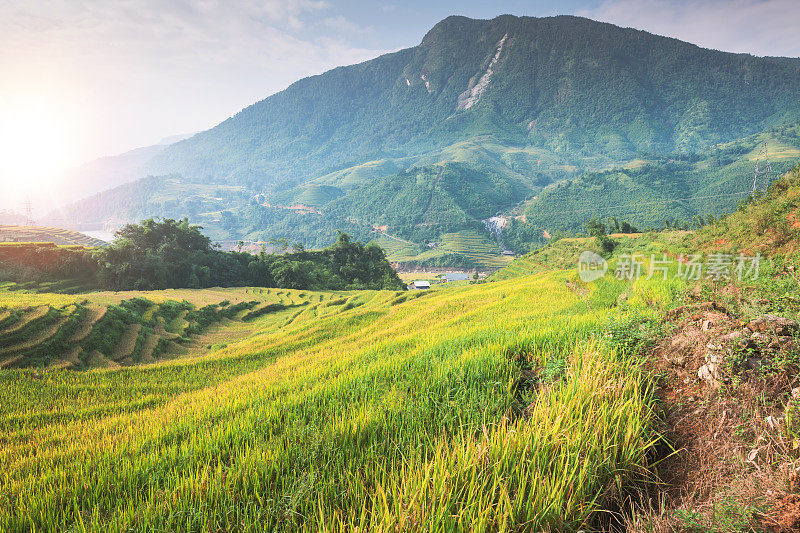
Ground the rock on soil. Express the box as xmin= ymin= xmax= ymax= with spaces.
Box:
xmin=678 ymin=312 xmax=800 ymax=387
xmin=749 ymin=314 xmax=799 ymax=337
xmin=655 ymin=306 xmax=799 ymax=389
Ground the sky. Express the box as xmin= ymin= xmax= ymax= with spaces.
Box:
xmin=1 ymin=0 xmax=800 ymax=185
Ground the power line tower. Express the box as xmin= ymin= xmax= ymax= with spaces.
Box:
xmin=751 ymin=141 xmax=773 ymax=194
xmin=24 ymin=196 xmax=33 ymax=226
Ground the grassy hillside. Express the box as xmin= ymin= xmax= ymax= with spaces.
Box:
xmin=473 ymin=169 xmax=800 ymax=528
xmin=325 ymin=162 xmax=534 ymax=242
xmin=693 ymin=163 xmax=800 ymax=255
xmin=498 ymin=163 xmax=800 ymax=278
xmin=145 ymin=14 xmax=800 ymax=187
xmin=488 ymin=237 xmax=598 ymax=281
xmin=0 ymin=257 xmax=683 ymax=530
xmin=9 ymin=164 xmax=800 ymax=530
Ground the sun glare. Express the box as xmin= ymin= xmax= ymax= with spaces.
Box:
xmin=0 ymin=102 xmax=72 ymax=194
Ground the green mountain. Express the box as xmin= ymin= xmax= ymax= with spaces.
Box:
xmin=53 ymin=14 xmax=800 ymax=262
xmin=147 ymin=14 xmax=800 ymax=181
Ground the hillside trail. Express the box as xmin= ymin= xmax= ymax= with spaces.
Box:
xmin=377 ymin=230 xmax=415 ymax=246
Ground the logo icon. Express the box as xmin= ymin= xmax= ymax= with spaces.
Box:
xmin=578 ymin=251 xmax=608 ymax=282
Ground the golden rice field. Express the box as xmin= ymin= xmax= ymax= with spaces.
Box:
xmin=0 ymin=268 xmax=684 ymax=531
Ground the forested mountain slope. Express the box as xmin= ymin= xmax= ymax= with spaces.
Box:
xmin=147 ymin=14 xmax=800 ymax=186
xmin=55 ymin=14 xmax=800 ymax=259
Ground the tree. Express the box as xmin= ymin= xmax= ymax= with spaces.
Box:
xmin=268 ymin=238 xmax=289 ymax=253
xmin=585 ymin=217 xmax=616 ymax=255
xmin=585 ymin=217 xmax=607 ymax=239
xmin=21 ymin=218 xmax=403 ymax=292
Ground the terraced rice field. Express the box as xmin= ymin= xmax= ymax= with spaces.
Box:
xmin=0 ymin=287 xmax=364 ymax=370
xmin=383 ymin=229 xmax=512 ymax=270
xmin=0 ymin=225 xmax=108 ymax=247
xmin=0 ymin=265 xmax=683 ymax=531
xmin=436 ymin=231 xmax=512 ymax=268
xmin=311 ymin=159 xmax=401 ymax=189
xmin=489 ymin=255 xmax=543 ymax=281
xmin=371 ymin=233 xmax=414 ymax=256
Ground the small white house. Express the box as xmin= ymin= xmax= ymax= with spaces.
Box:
xmin=442 ymin=272 xmax=469 ymax=282
xmin=410 ymin=280 xmax=431 ymax=290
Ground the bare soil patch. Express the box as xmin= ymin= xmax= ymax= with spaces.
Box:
xmin=638 ymin=301 xmax=800 ymax=532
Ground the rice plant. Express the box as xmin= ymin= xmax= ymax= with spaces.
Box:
xmin=0 ymin=269 xmax=682 ymax=531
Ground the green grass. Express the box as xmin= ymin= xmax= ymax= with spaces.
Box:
xmin=310 ymin=158 xmax=401 ymax=189
xmin=0 ymin=262 xmax=682 ymax=531
xmin=489 ymin=236 xmax=606 ymax=281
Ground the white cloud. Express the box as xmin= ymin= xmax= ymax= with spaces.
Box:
xmin=580 ymin=0 xmax=800 ymax=57
xmin=322 ymin=15 xmax=371 ymax=35
xmin=0 ymin=0 xmax=387 ymax=165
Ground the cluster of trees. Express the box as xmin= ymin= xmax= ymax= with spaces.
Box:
xmin=98 ymin=219 xmax=404 ymax=291
xmin=0 ymin=243 xmax=98 ymax=290
xmin=0 ymin=219 xmax=404 ymax=292
xmin=502 ymin=216 xmax=641 ymax=255
xmin=93 ymin=218 xmax=252 ymax=290
xmin=260 ymin=233 xmax=404 ymax=290
xmin=662 ymin=214 xmax=716 ymax=231
xmin=585 ymin=218 xmax=620 ymax=254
